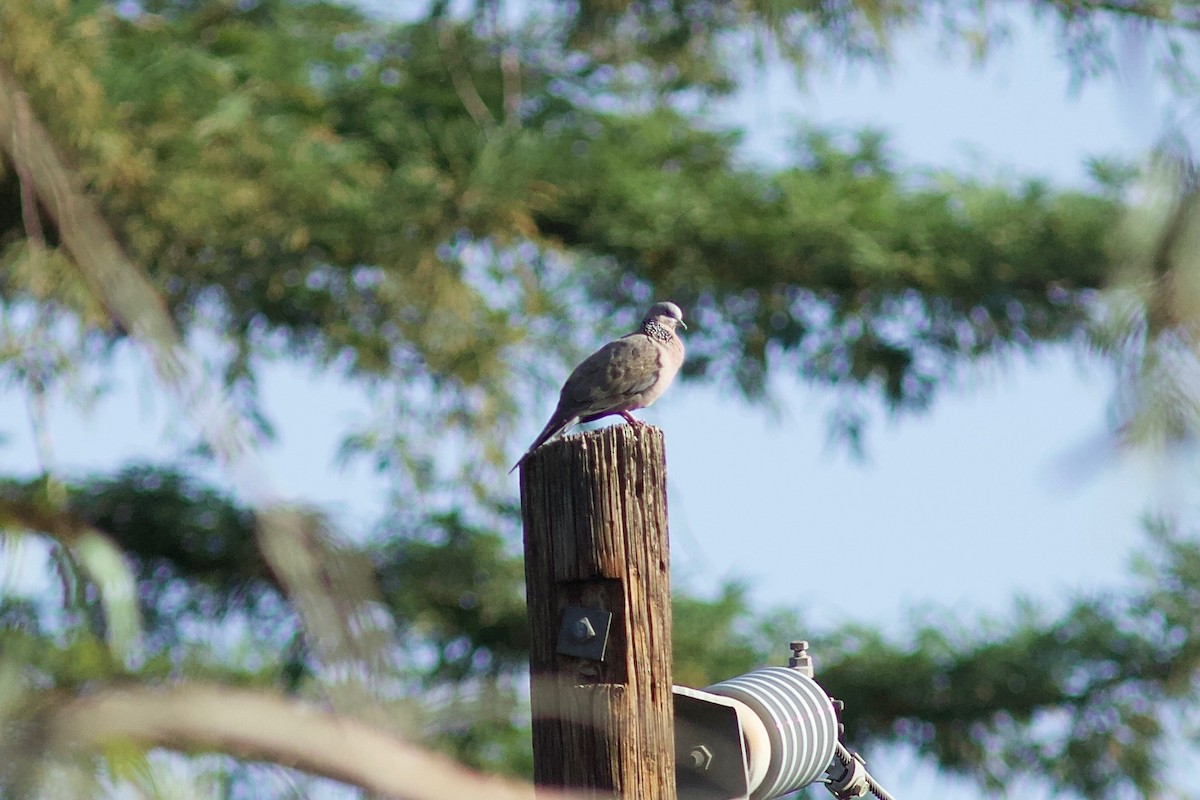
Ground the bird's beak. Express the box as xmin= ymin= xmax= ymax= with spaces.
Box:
xmin=678 ymin=320 xmax=687 ymax=330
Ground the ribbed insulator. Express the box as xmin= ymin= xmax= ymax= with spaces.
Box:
xmin=706 ymin=667 xmax=838 ymax=799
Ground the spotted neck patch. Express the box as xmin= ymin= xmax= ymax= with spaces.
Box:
xmin=643 ymin=319 xmax=672 ymax=342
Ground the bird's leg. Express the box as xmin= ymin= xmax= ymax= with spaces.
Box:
xmin=620 ymin=411 xmax=645 ymax=427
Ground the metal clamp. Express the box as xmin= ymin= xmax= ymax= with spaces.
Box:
xmin=826 ymin=747 xmax=871 ymax=799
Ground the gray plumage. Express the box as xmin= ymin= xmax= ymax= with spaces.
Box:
xmin=511 ymin=301 xmax=687 ymax=473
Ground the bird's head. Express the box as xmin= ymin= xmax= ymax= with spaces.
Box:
xmin=645 ymin=301 xmax=687 ymax=331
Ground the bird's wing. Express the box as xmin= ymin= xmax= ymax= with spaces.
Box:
xmin=559 ymin=334 xmax=661 ymax=415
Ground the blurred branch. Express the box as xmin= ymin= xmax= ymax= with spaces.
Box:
xmin=0 ymin=491 xmax=83 ymax=544
xmin=256 ymin=509 xmax=404 ymax=727
xmin=1145 ymin=162 xmax=1200 ymax=334
xmin=48 ymin=683 xmax=570 ymax=800
xmin=501 ymin=45 xmax=521 ymax=129
xmin=0 ymin=490 xmax=143 ymax=661
xmin=12 ymin=86 xmax=45 ymax=248
xmin=437 ymin=23 xmax=497 ymax=132
xmin=1045 ymin=0 xmax=1200 ymax=29
xmin=0 ymin=63 xmax=181 ymax=372
xmin=486 ymin=1 xmax=521 ymax=130
xmin=0 ymin=62 xmax=256 ymax=468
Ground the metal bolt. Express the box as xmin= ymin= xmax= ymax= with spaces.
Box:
xmin=789 ymin=640 xmax=814 ymax=677
xmin=688 ymin=745 xmax=713 ymax=771
xmin=574 ymin=617 xmax=596 ymax=643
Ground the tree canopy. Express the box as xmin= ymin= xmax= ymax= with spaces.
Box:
xmin=3 ymin=0 xmax=1200 ymax=798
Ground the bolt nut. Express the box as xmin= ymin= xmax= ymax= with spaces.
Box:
xmin=789 ymin=640 xmax=814 ymax=676
xmin=573 ymin=617 xmax=596 ymax=642
xmin=688 ymin=745 xmax=713 ymax=771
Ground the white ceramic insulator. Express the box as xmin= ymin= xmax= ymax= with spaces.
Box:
xmin=706 ymin=667 xmax=839 ymax=799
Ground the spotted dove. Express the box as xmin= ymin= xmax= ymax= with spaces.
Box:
xmin=511 ymin=301 xmax=687 ymax=473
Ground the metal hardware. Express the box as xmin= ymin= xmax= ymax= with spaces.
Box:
xmin=825 ymin=746 xmax=870 ymax=800
xmin=574 ymin=616 xmax=596 ymax=642
xmin=556 ymin=606 xmax=612 ymax=660
xmin=788 ymin=640 xmax=814 ymax=677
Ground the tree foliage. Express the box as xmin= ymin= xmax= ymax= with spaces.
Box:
xmin=0 ymin=0 xmax=1157 ymax=440
xmin=7 ymin=468 xmax=1200 ymax=798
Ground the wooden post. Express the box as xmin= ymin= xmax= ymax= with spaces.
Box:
xmin=519 ymin=424 xmax=676 ymax=799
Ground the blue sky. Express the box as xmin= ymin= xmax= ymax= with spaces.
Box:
xmin=668 ymin=10 xmax=1168 ymax=626
xmin=729 ymin=7 xmax=1164 ymax=182
xmin=0 ymin=7 xmax=1185 ymax=799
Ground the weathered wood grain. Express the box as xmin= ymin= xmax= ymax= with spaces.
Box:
xmin=519 ymin=424 xmax=675 ymax=799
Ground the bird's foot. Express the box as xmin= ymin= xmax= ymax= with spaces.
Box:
xmin=620 ymin=411 xmax=645 ymax=427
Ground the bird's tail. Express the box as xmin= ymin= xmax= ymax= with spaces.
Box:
xmin=509 ymin=414 xmax=578 ymax=474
